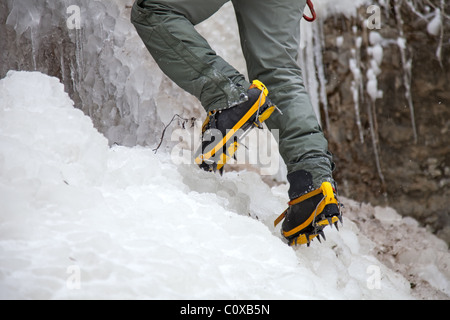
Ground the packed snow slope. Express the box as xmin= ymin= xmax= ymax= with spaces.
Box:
xmin=0 ymin=71 xmax=449 ymax=300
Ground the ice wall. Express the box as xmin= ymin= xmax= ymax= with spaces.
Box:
xmin=1 ymin=0 xmax=250 ymax=150
xmin=2 ymin=0 xmax=200 ymax=148
xmin=1 ymin=0 xmax=285 ymax=178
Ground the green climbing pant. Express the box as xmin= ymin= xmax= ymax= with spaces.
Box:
xmin=131 ymin=0 xmax=335 ymax=190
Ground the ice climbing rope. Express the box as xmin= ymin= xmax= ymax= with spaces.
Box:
xmin=303 ymin=0 xmax=316 ymax=22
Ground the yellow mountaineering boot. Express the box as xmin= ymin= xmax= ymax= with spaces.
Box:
xmin=275 ymin=181 xmax=343 ymax=246
xmin=194 ymin=80 xmax=276 ymax=173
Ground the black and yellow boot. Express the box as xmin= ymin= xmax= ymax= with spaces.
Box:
xmin=195 ymin=80 xmax=276 ymax=173
xmin=274 ymin=171 xmax=343 ymax=246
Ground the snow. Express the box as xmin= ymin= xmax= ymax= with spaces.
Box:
xmin=1 ymin=71 xmax=449 ymax=300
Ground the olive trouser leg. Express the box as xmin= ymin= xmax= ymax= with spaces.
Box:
xmin=130 ymin=0 xmax=334 ymax=193
xmin=231 ymin=0 xmax=334 ymax=195
xmin=131 ymin=0 xmax=250 ymax=112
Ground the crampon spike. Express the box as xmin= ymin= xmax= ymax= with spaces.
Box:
xmin=328 ymin=217 xmax=334 ymax=228
xmin=319 ymin=230 xmax=326 ymax=241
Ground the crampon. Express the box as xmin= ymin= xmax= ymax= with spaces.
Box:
xmin=194 ymin=80 xmax=277 ymax=174
xmin=274 ymin=181 xmax=343 ymax=247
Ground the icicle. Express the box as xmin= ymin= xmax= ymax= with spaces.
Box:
xmin=350 ymin=72 xmax=364 ymax=144
xmin=300 ymin=20 xmax=321 ymax=125
xmin=313 ymin=19 xmax=331 ymax=131
xmin=394 ymin=0 xmax=418 ymax=144
xmin=349 ymin=28 xmax=365 ymax=144
xmin=367 ymin=99 xmax=386 ymax=192
xmin=30 ymin=27 xmax=38 ymax=71
xmin=299 ymin=18 xmax=331 ymax=129
xmin=60 ymin=44 xmax=66 ymax=85
xmin=74 ymin=28 xmax=85 ymax=87
xmin=436 ymin=0 xmax=445 ymax=67
xmin=365 ymin=32 xmax=385 ymax=192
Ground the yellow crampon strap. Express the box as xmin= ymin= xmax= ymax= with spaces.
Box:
xmin=274 ymin=209 xmax=288 ymax=227
xmin=195 ymin=80 xmax=271 ymax=166
xmin=251 ymin=79 xmax=269 ymax=96
xmin=201 ymin=111 xmax=214 ymax=133
xmin=274 ymin=181 xmax=337 ymax=229
xmin=216 ymin=141 xmax=240 ymax=171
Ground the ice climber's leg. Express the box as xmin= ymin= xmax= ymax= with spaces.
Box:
xmin=232 ymin=0 xmax=335 ymax=193
xmin=232 ymin=0 xmax=341 ymax=245
xmin=131 ymin=0 xmax=276 ymax=174
xmin=130 ymin=0 xmax=250 ymax=112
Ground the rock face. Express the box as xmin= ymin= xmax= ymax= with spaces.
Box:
xmin=306 ymin=1 xmax=450 ymax=244
xmin=0 ymin=0 xmax=449 ymax=244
